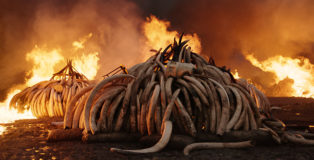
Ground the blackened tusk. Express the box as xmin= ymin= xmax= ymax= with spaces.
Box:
xmin=179 ymin=33 xmax=184 ymax=44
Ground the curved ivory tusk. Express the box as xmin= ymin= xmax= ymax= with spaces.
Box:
xmin=225 ymin=86 xmax=243 ymax=132
xmin=208 ymin=78 xmax=230 ymax=135
xmin=110 ymin=120 xmax=173 ymax=154
xmin=178 ymin=45 xmax=187 ymax=62
xmin=284 ymin=133 xmax=314 ymax=145
xmin=156 ymin=52 xmax=166 ymax=73
xmin=175 ymin=97 xmax=197 ymax=137
xmin=216 ymin=87 xmax=230 ymax=135
xmin=206 ymin=65 xmax=231 ymax=85
xmin=161 ymin=89 xmax=180 ymax=132
xmin=183 ymin=76 xmax=207 ymax=95
xmin=183 ymin=141 xmax=253 ymax=156
xmin=72 ymin=93 xmax=89 ymax=129
xmin=91 ymin=86 xmax=125 ymax=134
xmin=146 ymin=85 xmax=161 ymax=135
xmin=114 ymin=81 xmax=135 ymax=132
xmin=64 ymin=85 xmax=94 ymax=129
xmin=83 ymin=74 xmax=135 ymax=133
xmin=230 ymin=83 xmax=261 ymax=127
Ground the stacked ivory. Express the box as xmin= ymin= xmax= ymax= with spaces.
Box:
xmin=53 ymin=37 xmax=314 ymax=155
xmin=10 ymin=61 xmax=90 ymax=118
xmin=63 ymin=37 xmax=275 ymax=150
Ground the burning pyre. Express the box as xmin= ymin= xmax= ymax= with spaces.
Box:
xmin=0 ymin=1 xmax=313 ymax=158
xmin=9 ymin=61 xmax=90 ymax=118
xmin=44 ymin=36 xmax=313 ymax=155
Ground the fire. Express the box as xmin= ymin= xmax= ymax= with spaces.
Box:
xmin=73 ymin=52 xmax=99 ymax=80
xmin=143 ymin=15 xmax=201 ymax=59
xmin=0 ymin=34 xmax=100 ymax=133
xmin=26 ymin=33 xmax=99 ymax=81
xmin=26 ymin=45 xmax=99 ymax=82
xmin=246 ymin=54 xmax=314 ymax=98
xmin=0 ymin=89 xmax=34 ymax=135
xmin=26 ymin=46 xmax=64 ymax=86
xmin=232 ymin=69 xmax=241 ymax=79
xmin=72 ymin=33 xmax=93 ymax=50
xmin=0 ymin=90 xmax=34 ymax=123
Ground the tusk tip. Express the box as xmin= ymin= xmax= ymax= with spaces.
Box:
xmin=110 ymin=148 xmax=118 ymax=152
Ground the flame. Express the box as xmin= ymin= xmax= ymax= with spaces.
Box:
xmin=0 ymin=126 xmax=5 ymax=135
xmin=26 ymin=33 xmax=99 ymax=82
xmin=26 ymin=46 xmax=64 ymax=86
xmin=143 ymin=15 xmax=201 ymax=59
xmin=0 ymin=90 xmax=34 ymax=123
xmin=232 ymin=69 xmax=241 ymax=79
xmin=73 ymin=52 xmax=99 ymax=80
xmin=0 ymin=34 xmax=100 ymax=130
xmin=246 ymin=54 xmax=314 ymax=98
xmin=0 ymin=89 xmax=35 ymax=135
xmin=72 ymin=33 xmax=93 ymax=50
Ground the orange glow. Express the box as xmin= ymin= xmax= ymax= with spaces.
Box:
xmin=73 ymin=52 xmax=99 ymax=80
xmin=0 ymin=34 xmax=100 ymax=127
xmin=246 ymin=54 xmax=314 ymax=98
xmin=143 ymin=15 xmax=201 ymax=59
xmin=72 ymin=33 xmax=93 ymax=50
xmin=0 ymin=126 xmax=5 ymax=135
xmin=0 ymin=90 xmax=34 ymax=123
xmin=26 ymin=46 xmax=64 ymax=86
xmin=26 ymin=33 xmax=99 ymax=82
xmin=26 ymin=34 xmax=99 ymax=83
xmin=232 ymin=69 xmax=241 ymax=79
xmin=0 ymin=89 xmax=35 ymax=135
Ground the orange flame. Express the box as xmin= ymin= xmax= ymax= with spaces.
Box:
xmin=0 ymin=33 xmax=100 ymax=132
xmin=0 ymin=89 xmax=35 ymax=134
xmin=26 ymin=46 xmax=64 ymax=86
xmin=143 ymin=15 xmax=201 ymax=59
xmin=73 ymin=52 xmax=99 ymax=80
xmin=246 ymin=54 xmax=314 ymax=98
xmin=26 ymin=33 xmax=99 ymax=82
xmin=72 ymin=33 xmax=93 ymax=50
xmin=0 ymin=90 xmax=34 ymax=123
xmin=231 ymin=69 xmax=241 ymax=79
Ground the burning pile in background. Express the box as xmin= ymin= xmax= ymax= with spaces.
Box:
xmin=0 ymin=35 xmax=99 ymax=131
xmin=10 ymin=60 xmax=91 ymax=118
xmin=25 ymin=34 xmax=99 ymax=87
xmin=246 ymin=55 xmax=314 ymax=98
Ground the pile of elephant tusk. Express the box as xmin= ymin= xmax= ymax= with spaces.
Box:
xmin=10 ymin=60 xmax=90 ymax=118
xmin=49 ymin=36 xmax=314 ymax=155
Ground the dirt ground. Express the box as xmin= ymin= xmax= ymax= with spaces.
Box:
xmin=0 ymin=97 xmax=314 ymax=160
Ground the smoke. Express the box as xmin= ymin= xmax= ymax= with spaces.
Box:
xmin=135 ymin=0 xmax=314 ymax=96
xmin=32 ymin=0 xmax=146 ymax=75
xmin=0 ymin=0 xmax=37 ymax=101
xmin=1 ymin=0 xmax=314 ymax=100
xmin=0 ymin=0 xmax=145 ymax=101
